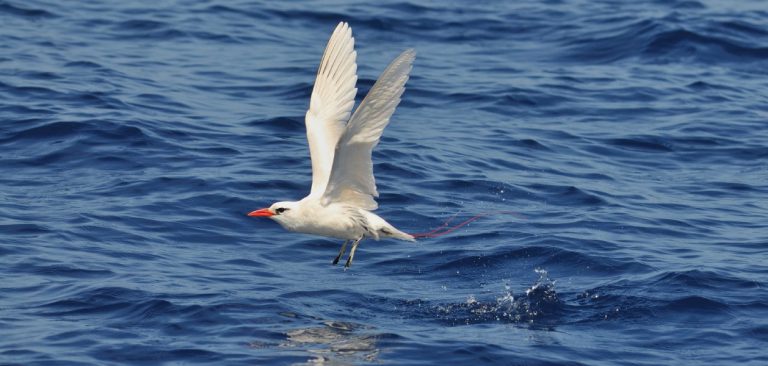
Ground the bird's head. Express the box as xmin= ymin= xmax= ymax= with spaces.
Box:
xmin=247 ymin=201 xmax=299 ymax=225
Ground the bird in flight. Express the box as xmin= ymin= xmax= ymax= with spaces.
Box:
xmin=248 ymin=22 xmax=416 ymax=268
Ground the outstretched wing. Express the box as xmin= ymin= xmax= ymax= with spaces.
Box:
xmin=322 ymin=49 xmax=416 ymax=210
xmin=305 ymin=22 xmax=358 ymax=199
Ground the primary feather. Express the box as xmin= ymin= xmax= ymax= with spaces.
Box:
xmin=305 ymin=22 xmax=358 ymax=199
xmin=323 ymin=49 xmax=416 ymax=210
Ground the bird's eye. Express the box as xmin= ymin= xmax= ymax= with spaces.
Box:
xmin=276 ymin=207 xmax=289 ymax=214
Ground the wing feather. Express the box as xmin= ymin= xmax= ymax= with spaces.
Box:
xmin=305 ymin=22 xmax=358 ymax=198
xmin=322 ymin=49 xmax=416 ymax=209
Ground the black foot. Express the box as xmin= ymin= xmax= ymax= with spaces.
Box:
xmin=332 ymin=255 xmax=341 ymax=265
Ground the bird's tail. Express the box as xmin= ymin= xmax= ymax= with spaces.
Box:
xmin=384 ymin=226 xmax=416 ymax=242
xmin=361 ymin=210 xmax=416 ymax=242
xmin=409 ymin=211 xmax=526 ymax=239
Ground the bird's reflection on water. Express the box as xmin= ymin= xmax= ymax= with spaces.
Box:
xmin=281 ymin=321 xmax=380 ymax=365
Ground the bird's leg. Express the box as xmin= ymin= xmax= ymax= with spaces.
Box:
xmin=332 ymin=240 xmax=350 ymax=265
xmin=344 ymin=237 xmax=364 ymax=269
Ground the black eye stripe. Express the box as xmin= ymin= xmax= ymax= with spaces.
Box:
xmin=276 ymin=207 xmax=289 ymax=214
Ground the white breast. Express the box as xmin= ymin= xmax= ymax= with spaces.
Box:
xmin=274 ymin=200 xmax=366 ymax=240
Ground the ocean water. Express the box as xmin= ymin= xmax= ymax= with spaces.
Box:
xmin=1 ymin=0 xmax=767 ymax=364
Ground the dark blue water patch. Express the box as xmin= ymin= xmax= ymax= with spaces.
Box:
xmin=685 ymin=181 xmax=765 ymax=198
xmin=188 ymin=30 xmax=243 ymax=44
xmin=89 ymin=344 xmax=226 ymax=365
xmin=646 ymin=29 xmax=768 ymax=63
xmin=43 ymin=329 xmax=140 ymax=351
xmin=0 ymin=86 xmax=129 ymax=112
xmin=539 ymin=249 xmax=651 ymax=275
xmin=0 ymin=1 xmax=57 ymax=18
xmin=748 ymin=325 xmax=768 ymax=342
xmin=660 ymin=295 xmax=731 ymax=314
xmin=574 ymin=290 xmax=660 ymax=323
xmin=606 ymin=136 xmax=674 ymax=152
xmin=13 ymin=70 xmax=62 ymax=81
xmin=71 ymin=91 xmax=130 ymax=110
xmin=35 ymin=287 xmax=267 ymax=330
xmin=0 ymin=105 xmax=55 ymax=116
xmin=424 ymin=241 xmax=650 ymax=280
xmin=106 ymin=19 xmax=187 ymax=40
xmin=129 ymin=93 xmax=192 ymax=114
xmin=573 ymin=270 xmax=767 ymax=325
xmin=686 ymin=80 xmax=737 ymax=93
xmin=15 ymin=263 xmax=114 ymax=279
xmin=0 ymin=123 xmax=161 ymax=170
xmin=558 ymin=14 xmax=768 ymax=65
xmin=64 ymin=60 xmax=105 ymax=69
xmin=112 ymin=19 xmax=167 ymax=31
xmin=651 ymin=270 xmax=763 ymax=291
xmin=102 ymin=16 xmax=243 ymax=44
xmin=524 ymin=184 xmax=607 ymax=206
xmin=419 ymin=178 xmax=509 ymax=194
xmin=1 ymin=121 xmax=87 ymax=141
xmin=0 ymin=244 xmax=19 ymax=257
xmin=376 ymin=161 xmax=429 ymax=180
xmin=95 ymin=176 xmax=210 ymax=197
xmin=499 ymin=88 xmax=573 ymax=109
xmin=0 ymin=84 xmax=60 ymax=101
xmin=198 ymin=4 xmax=271 ymax=21
xmin=716 ymin=18 xmax=768 ymax=36
xmin=395 ymin=341 xmax=586 ymax=366
xmin=0 ymin=223 xmax=50 ymax=235
xmin=558 ymin=19 xmax=663 ymax=64
xmin=247 ymin=116 xmax=303 ymax=133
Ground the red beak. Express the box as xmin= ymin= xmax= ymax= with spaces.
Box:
xmin=247 ymin=208 xmax=274 ymax=217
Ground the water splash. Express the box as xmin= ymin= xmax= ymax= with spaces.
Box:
xmin=434 ymin=269 xmax=562 ymax=325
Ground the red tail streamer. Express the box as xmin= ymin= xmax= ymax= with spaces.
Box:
xmin=410 ymin=211 xmax=525 ymax=239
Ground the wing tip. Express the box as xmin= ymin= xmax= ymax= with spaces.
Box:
xmin=335 ymin=21 xmax=351 ymax=35
xmin=401 ymin=48 xmax=417 ymax=61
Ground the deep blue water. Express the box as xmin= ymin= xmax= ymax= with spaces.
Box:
xmin=2 ymin=0 xmax=767 ymax=364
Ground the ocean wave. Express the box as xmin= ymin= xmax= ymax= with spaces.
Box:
xmin=560 ymin=17 xmax=768 ymax=64
xmin=0 ymin=1 xmax=57 ymax=18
